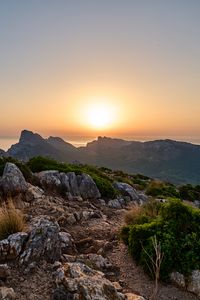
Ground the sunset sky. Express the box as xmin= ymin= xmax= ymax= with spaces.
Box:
xmin=0 ymin=1 xmax=200 ymax=140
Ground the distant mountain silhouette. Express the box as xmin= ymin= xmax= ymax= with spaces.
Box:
xmin=5 ymin=130 xmax=200 ymax=184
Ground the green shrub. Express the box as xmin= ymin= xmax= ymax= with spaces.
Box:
xmin=179 ymin=184 xmax=200 ymax=201
xmin=121 ymin=198 xmax=200 ymax=280
xmin=146 ymin=181 xmax=179 ymax=198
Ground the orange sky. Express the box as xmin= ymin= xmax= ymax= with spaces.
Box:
xmin=0 ymin=1 xmax=200 ymax=139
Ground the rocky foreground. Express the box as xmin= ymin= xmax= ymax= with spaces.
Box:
xmin=0 ymin=162 xmax=198 ymax=300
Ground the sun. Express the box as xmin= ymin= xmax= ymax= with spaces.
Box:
xmin=86 ymin=102 xmax=114 ymax=129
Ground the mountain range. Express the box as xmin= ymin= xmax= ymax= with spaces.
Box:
xmin=1 ymin=129 xmax=200 ymax=185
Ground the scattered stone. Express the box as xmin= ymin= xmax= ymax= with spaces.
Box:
xmin=59 ymin=232 xmax=77 ymax=255
xmin=25 ymin=183 xmax=44 ymax=202
xmin=170 ymin=272 xmax=186 ymax=289
xmin=0 ymin=163 xmax=28 ymax=195
xmin=0 ymin=232 xmax=28 ymax=261
xmin=0 ymin=287 xmax=16 ymax=300
xmin=54 ymin=262 xmax=126 ymax=300
xmin=0 ymin=265 xmax=10 ymax=279
xmin=66 ymin=214 xmax=77 ymax=225
xmin=78 ymin=253 xmax=112 ymax=271
xmin=108 ymin=199 xmax=122 ymax=209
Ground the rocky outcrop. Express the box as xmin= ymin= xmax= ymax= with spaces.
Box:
xmin=53 ymin=262 xmax=126 ymax=300
xmin=20 ymin=218 xmax=61 ymax=264
xmin=37 ymin=171 xmax=101 ymax=199
xmin=113 ymin=182 xmax=140 ymax=202
xmin=0 ymin=163 xmax=28 ymax=195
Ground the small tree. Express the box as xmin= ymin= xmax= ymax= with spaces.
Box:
xmin=142 ymin=235 xmax=163 ymax=300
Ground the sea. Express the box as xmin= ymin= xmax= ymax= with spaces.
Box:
xmin=0 ymin=136 xmax=200 ymax=151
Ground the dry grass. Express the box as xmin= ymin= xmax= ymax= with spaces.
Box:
xmin=0 ymin=201 xmax=25 ymax=240
xmin=124 ymin=205 xmax=143 ymax=225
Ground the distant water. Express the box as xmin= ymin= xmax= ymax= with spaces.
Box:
xmin=0 ymin=136 xmax=200 ymax=151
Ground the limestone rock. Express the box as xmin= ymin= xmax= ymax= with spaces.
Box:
xmin=0 ymin=232 xmax=28 ymax=261
xmin=37 ymin=171 xmax=61 ymax=190
xmin=170 ymin=272 xmax=186 ymax=289
xmin=20 ymin=217 xmax=61 ymax=264
xmin=108 ymin=199 xmax=122 ymax=209
xmin=187 ymin=270 xmax=200 ymax=297
xmin=113 ymin=182 xmax=139 ymax=202
xmin=59 ymin=232 xmax=77 ymax=255
xmin=0 ymin=287 xmax=16 ymax=300
xmin=54 ymin=262 xmax=126 ymax=300
xmin=78 ymin=173 xmax=101 ymax=199
xmin=0 ymin=163 xmax=28 ymax=195
xmin=25 ymin=183 xmax=44 ymax=202
xmin=67 ymin=172 xmax=80 ymax=196
xmin=78 ymin=254 xmax=112 ymax=271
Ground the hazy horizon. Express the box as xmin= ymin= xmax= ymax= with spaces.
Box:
xmin=1 ymin=1 xmax=200 ymax=138
xmin=1 ymin=131 xmax=200 ymax=151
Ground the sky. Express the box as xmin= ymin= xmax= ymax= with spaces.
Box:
xmin=0 ymin=0 xmax=200 ymax=140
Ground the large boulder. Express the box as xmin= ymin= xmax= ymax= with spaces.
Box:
xmin=77 ymin=173 xmax=101 ymax=200
xmin=20 ymin=217 xmax=61 ymax=264
xmin=113 ymin=182 xmax=140 ymax=202
xmin=54 ymin=262 xmax=126 ymax=300
xmin=0 ymin=163 xmax=28 ymax=195
xmin=67 ymin=172 xmax=80 ymax=196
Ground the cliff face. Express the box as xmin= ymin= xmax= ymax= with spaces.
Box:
xmin=5 ymin=130 xmax=200 ymax=184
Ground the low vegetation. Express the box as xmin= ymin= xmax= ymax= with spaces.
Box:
xmin=0 ymin=202 xmax=25 ymax=240
xmin=121 ymin=198 xmax=200 ymax=281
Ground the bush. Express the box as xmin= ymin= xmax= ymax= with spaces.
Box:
xmin=146 ymin=181 xmax=179 ymax=198
xmin=179 ymin=184 xmax=200 ymax=201
xmin=0 ymin=202 xmax=25 ymax=240
xmin=121 ymin=198 xmax=200 ymax=280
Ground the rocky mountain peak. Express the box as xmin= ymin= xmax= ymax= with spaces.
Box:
xmin=19 ymin=130 xmax=44 ymax=145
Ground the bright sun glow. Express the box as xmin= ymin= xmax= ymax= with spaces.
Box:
xmin=85 ymin=102 xmax=114 ymax=129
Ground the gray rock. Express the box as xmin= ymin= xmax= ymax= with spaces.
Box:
xmin=78 ymin=254 xmax=112 ymax=271
xmin=59 ymin=232 xmax=76 ymax=255
xmin=66 ymin=214 xmax=77 ymax=225
xmin=0 ymin=287 xmax=16 ymax=300
xmin=67 ymin=172 xmax=80 ymax=196
xmin=0 ymin=232 xmax=28 ymax=261
xmin=108 ymin=199 xmax=122 ymax=209
xmin=170 ymin=272 xmax=186 ymax=289
xmin=54 ymin=262 xmax=126 ymax=300
xmin=0 ymin=163 xmax=28 ymax=195
xmin=25 ymin=183 xmax=44 ymax=202
xmin=59 ymin=173 xmax=70 ymax=191
xmin=113 ymin=182 xmax=140 ymax=202
xmin=20 ymin=217 xmax=61 ymax=264
xmin=187 ymin=270 xmax=200 ymax=297
xmin=37 ymin=170 xmax=61 ymax=190
xmin=78 ymin=173 xmax=101 ymax=200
